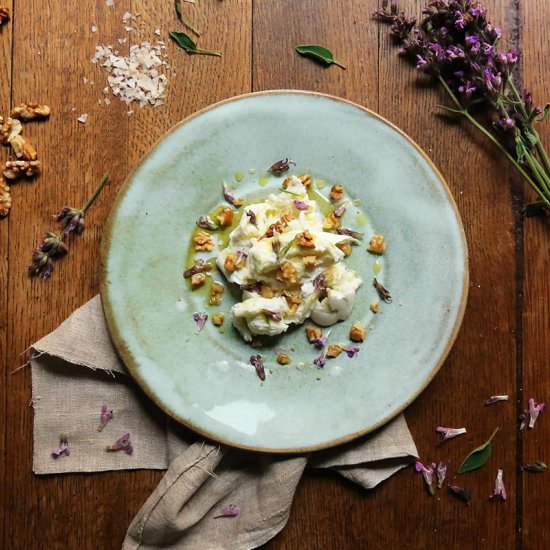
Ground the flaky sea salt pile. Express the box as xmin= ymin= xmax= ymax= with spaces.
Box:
xmin=91 ymin=42 xmax=168 ymax=108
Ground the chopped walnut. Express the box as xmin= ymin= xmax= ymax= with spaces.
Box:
xmin=10 ymin=135 xmax=38 ymax=160
xmin=276 ymin=261 xmax=298 ymax=284
xmin=323 ymin=212 xmax=341 ymax=230
xmin=368 ymin=235 xmax=386 ymax=255
xmin=336 ymin=242 xmax=352 ymax=256
xmin=260 ymin=284 xmax=274 ymax=299
xmin=3 ymin=159 xmax=40 ymax=180
xmin=194 ymin=231 xmax=214 ymax=252
xmin=0 ymin=117 xmax=22 ymax=144
xmin=282 ymin=290 xmax=301 ymax=314
xmin=0 ymin=179 xmax=11 ymax=217
xmin=303 ymin=255 xmax=317 ymax=268
xmin=306 ymin=326 xmax=322 ymax=343
xmin=297 ymin=230 xmax=315 ymax=249
xmin=282 ymin=176 xmax=293 ymax=188
xmin=261 ymin=212 xmax=294 ymax=239
xmin=191 ymin=273 xmax=206 ymax=289
xmin=224 ymin=253 xmax=239 ymax=272
xmin=209 ymin=281 xmax=225 ymax=306
xmin=10 ymin=103 xmax=51 ymax=121
xmin=349 ymin=321 xmax=365 ymax=342
xmin=327 ymin=345 xmax=343 ymax=358
xmin=212 ymin=312 xmax=225 ymax=326
xmin=298 ymin=174 xmax=312 ymax=188
xmin=277 ymin=353 xmax=291 ymax=365
xmin=370 ymin=301 xmax=379 ymax=313
xmin=217 ymin=207 xmax=234 ymax=227
xmin=0 ymin=6 xmax=9 ymax=24
xmin=329 ymin=184 xmax=344 ymax=201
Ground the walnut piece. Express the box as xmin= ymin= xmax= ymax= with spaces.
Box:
xmin=370 ymin=301 xmax=379 ymax=313
xmin=260 ymin=284 xmax=274 ymax=299
xmin=191 ymin=273 xmax=206 ymax=290
xmin=282 ymin=290 xmax=301 ymax=314
xmin=277 ymin=353 xmax=291 ymax=365
xmin=368 ymin=235 xmax=386 ymax=255
xmin=10 ymin=135 xmax=38 ymax=160
xmin=326 ymin=345 xmax=343 ymax=358
xmin=276 ymin=261 xmax=298 ymax=284
xmin=349 ymin=321 xmax=365 ymax=342
xmin=0 ymin=179 xmax=11 ymax=217
xmin=217 ymin=207 xmax=234 ymax=227
xmin=0 ymin=6 xmax=9 ymax=24
xmin=212 ymin=313 xmax=225 ymax=326
xmin=208 ymin=281 xmax=225 ymax=306
xmin=224 ymin=252 xmax=239 ymax=272
xmin=306 ymin=326 xmax=322 ymax=343
xmin=329 ymin=184 xmax=344 ymax=201
xmin=193 ymin=231 xmax=214 ymax=252
xmin=10 ymin=103 xmax=51 ymax=121
xmin=303 ymin=255 xmax=317 ymax=268
xmin=261 ymin=212 xmax=294 ymax=239
xmin=323 ymin=212 xmax=341 ymax=230
xmin=298 ymin=174 xmax=312 ymax=188
xmin=3 ymin=159 xmax=40 ymax=180
xmin=297 ymin=230 xmax=315 ymax=249
xmin=0 ymin=117 xmax=22 ymax=145
xmin=336 ymin=242 xmax=352 ymax=256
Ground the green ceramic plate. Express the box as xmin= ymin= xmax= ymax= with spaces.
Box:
xmin=100 ymin=91 xmax=468 ymax=453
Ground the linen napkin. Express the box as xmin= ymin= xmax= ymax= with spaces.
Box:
xmin=30 ymin=296 xmax=418 ymax=549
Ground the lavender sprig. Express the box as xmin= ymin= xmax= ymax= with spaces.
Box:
xmin=29 ymin=172 xmax=108 ymax=279
xmin=374 ymin=1 xmax=550 ymax=216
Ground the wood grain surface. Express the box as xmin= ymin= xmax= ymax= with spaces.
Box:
xmin=0 ymin=1 xmax=548 ymax=549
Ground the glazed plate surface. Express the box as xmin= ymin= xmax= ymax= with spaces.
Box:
xmin=100 ymin=91 xmax=468 ymax=452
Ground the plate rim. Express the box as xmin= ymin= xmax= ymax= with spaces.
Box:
xmin=100 ymin=89 xmax=469 ymax=453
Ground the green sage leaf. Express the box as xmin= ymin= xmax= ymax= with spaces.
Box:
xmin=169 ymin=32 xmax=222 ymax=57
xmin=175 ymin=0 xmax=201 ymax=36
xmin=458 ymin=428 xmax=499 ymax=474
xmin=295 ymin=45 xmax=346 ymax=69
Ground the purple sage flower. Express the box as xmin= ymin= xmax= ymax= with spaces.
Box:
xmin=268 ymin=158 xmax=295 ymax=176
xmin=222 ymin=182 xmax=243 ymax=207
xmin=216 ymin=504 xmax=240 ymax=518
xmin=336 ymin=227 xmax=364 ymax=240
xmin=313 ymin=273 xmax=325 ymax=292
xmin=436 ymin=461 xmax=449 ymax=489
xmin=313 ymin=349 xmax=328 ymax=368
xmin=106 ymin=432 xmax=133 ymax=455
xmin=52 ymin=435 xmax=70 ymax=459
xmin=448 ymin=483 xmax=471 ymax=505
xmin=498 ymin=117 xmax=516 ymax=132
xmin=250 ymin=355 xmax=266 ymax=381
xmin=528 ymin=398 xmax=546 ymax=429
xmin=490 ymin=469 xmax=507 ymax=501
xmin=312 ymin=330 xmax=331 ymax=349
xmin=342 ymin=345 xmax=360 ymax=358
xmin=262 ymin=309 xmax=283 ymax=322
xmin=55 ymin=206 xmax=85 ymax=237
xmin=436 ymin=426 xmax=467 ymax=441
xmin=415 ymin=460 xmax=436 ymax=496
xmin=293 ymin=199 xmax=309 ymax=211
xmin=245 ymin=209 xmax=257 ymax=227
xmin=184 ymin=259 xmax=213 ymax=279
xmin=333 ymin=201 xmax=348 ymax=218
xmin=196 ymin=215 xmax=219 ymax=231
xmin=98 ymin=404 xmax=114 ymax=432
xmin=192 ymin=312 xmax=208 ymax=332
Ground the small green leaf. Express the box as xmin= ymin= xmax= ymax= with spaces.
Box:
xmin=515 ymin=136 xmax=526 ymax=164
xmin=535 ymin=103 xmax=550 ymax=123
xmin=295 ymin=45 xmax=346 ymax=69
xmin=175 ymin=0 xmax=201 ymax=36
xmin=458 ymin=428 xmax=499 ymax=474
xmin=169 ymin=32 xmax=223 ymax=57
xmin=522 ymin=200 xmax=549 ymax=218
xmin=524 ymin=128 xmax=540 ymax=147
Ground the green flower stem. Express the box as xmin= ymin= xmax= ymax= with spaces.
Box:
xmin=81 ymin=172 xmax=109 ymax=214
xmin=507 ymin=78 xmax=550 ymax=176
xmin=439 ymin=76 xmax=550 ymax=209
xmin=525 ymin=151 xmax=550 ymax=198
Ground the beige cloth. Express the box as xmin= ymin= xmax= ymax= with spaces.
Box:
xmin=31 ymin=296 xmax=418 ymax=549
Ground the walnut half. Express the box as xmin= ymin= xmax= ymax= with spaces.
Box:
xmin=0 ymin=179 xmax=11 ymax=217
xmin=0 ymin=117 xmax=22 ymax=145
xmin=3 ymin=159 xmax=40 ymax=180
xmin=10 ymin=135 xmax=38 ymax=160
xmin=10 ymin=103 xmax=51 ymax=121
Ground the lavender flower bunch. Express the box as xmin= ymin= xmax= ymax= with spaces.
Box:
xmin=29 ymin=172 xmax=108 ymax=279
xmin=374 ymin=0 xmax=550 ymax=216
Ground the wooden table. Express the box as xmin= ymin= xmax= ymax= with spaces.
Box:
xmin=1 ymin=1 xmax=548 ymax=548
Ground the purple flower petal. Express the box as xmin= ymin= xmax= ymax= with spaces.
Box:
xmin=312 ymin=330 xmax=331 ymax=349
xmin=250 ymin=355 xmax=266 ymax=381
xmin=485 ymin=395 xmax=509 ymax=406
xmin=342 ymin=345 xmax=360 ymax=358
xmin=262 ymin=309 xmax=283 ymax=322
xmin=436 ymin=461 xmax=448 ymax=489
xmin=333 ymin=201 xmax=348 ymax=218
xmin=222 ymin=182 xmax=235 ymax=204
xmin=528 ymin=398 xmax=545 ymax=429
xmin=193 ymin=312 xmax=208 ymax=332
xmin=196 ymin=215 xmax=219 ymax=230
xmin=98 ymin=404 xmax=114 ymax=432
xmin=52 ymin=435 xmax=70 ymax=459
xmin=293 ymin=199 xmax=309 ymax=211
xmin=490 ymin=469 xmax=507 ymax=501
xmin=436 ymin=426 xmax=467 ymax=441
xmin=240 ymin=282 xmax=261 ymax=293
xmin=336 ymin=228 xmax=364 ymax=240
xmin=448 ymin=483 xmax=471 ymax=505
xmin=313 ymin=273 xmax=325 ymax=292
xmin=313 ymin=350 xmax=327 ymax=368
xmin=216 ymin=504 xmax=240 ymax=518
xmin=268 ymin=158 xmax=295 ymax=176
xmin=245 ymin=209 xmax=257 ymax=227
xmin=184 ymin=259 xmax=213 ymax=279
xmin=106 ymin=432 xmax=133 ymax=455
xmin=415 ymin=460 xmax=436 ymax=495
xmin=520 ymin=461 xmax=547 ymax=473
